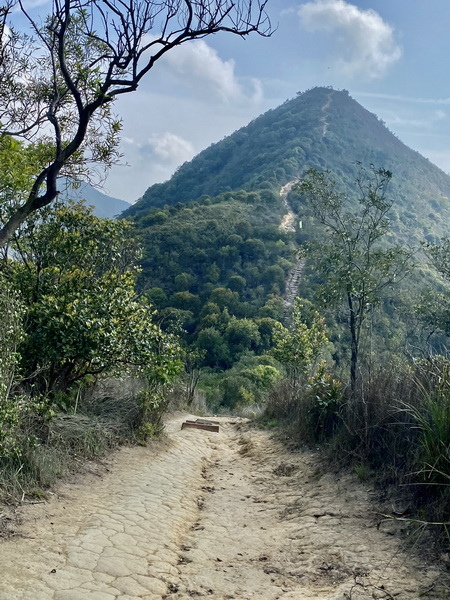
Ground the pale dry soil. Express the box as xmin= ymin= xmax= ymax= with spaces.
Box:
xmin=0 ymin=414 xmax=448 ymax=600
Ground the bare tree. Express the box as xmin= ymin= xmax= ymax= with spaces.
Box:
xmin=0 ymin=0 xmax=272 ymax=246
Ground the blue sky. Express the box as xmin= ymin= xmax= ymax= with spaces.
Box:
xmin=20 ymin=1 xmax=450 ymax=202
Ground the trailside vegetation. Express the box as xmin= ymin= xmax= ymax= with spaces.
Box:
xmin=295 ymin=165 xmax=412 ymax=392
xmin=0 ymin=0 xmax=274 ymax=498
xmin=0 ymin=200 xmax=183 ymax=500
xmin=264 ymin=167 xmax=450 ymax=544
xmin=2 ymin=79 xmax=450 ymax=545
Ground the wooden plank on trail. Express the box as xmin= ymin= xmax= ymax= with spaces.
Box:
xmin=183 ymin=419 xmax=220 ymax=426
xmin=195 ymin=418 xmax=220 ymax=425
xmin=181 ymin=421 xmax=219 ymax=433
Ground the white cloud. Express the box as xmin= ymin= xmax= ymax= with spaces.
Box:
xmin=106 ymin=133 xmax=195 ymax=201
xmin=161 ymin=39 xmax=263 ymax=104
xmin=141 ymin=132 xmax=195 ymax=165
xmin=298 ymin=0 xmax=402 ymax=79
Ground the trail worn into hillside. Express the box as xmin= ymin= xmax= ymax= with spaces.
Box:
xmin=320 ymin=89 xmax=334 ymax=138
xmin=279 ymin=181 xmax=305 ymax=320
xmin=0 ymin=415 xmax=448 ymax=600
xmin=279 ymin=182 xmax=297 ymax=233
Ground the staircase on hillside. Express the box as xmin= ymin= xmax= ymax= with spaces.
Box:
xmin=283 ymin=258 xmax=305 ymax=322
xmin=279 ymin=181 xmax=305 ymax=322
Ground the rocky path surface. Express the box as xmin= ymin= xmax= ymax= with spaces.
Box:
xmin=320 ymin=89 xmax=334 ymax=138
xmin=279 ymin=182 xmax=297 ymax=234
xmin=0 ymin=415 xmax=448 ymax=599
xmin=279 ymin=181 xmax=305 ymax=321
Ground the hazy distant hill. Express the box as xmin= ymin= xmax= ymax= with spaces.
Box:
xmin=62 ymin=181 xmax=130 ymax=219
xmin=124 ymin=87 xmax=450 ymax=245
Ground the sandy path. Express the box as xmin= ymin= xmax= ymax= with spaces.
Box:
xmin=279 ymin=182 xmax=297 ymax=233
xmin=0 ymin=415 xmax=448 ymax=599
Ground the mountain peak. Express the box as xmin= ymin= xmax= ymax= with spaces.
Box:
xmin=123 ymin=87 xmax=450 ymax=244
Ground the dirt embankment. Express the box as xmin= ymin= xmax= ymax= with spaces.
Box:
xmin=0 ymin=415 xmax=448 ymax=599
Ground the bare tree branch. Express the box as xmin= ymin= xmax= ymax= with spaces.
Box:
xmin=0 ymin=0 xmax=272 ymax=246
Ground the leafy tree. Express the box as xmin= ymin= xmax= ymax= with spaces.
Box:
xmin=228 ymin=275 xmax=247 ymax=293
xmin=271 ymin=298 xmax=328 ymax=385
xmin=196 ymin=327 xmax=231 ymax=368
xmin=296 ymin=165 xmax=411 ymax=392
xmin=259 ymin=294 xmax=284 ymax=320
xmin=202 ymin=354 xmax=282 ymax=409
xmin=145 ymin=287 xmax=168 ymax=309
xmin=170 ymin=291 xmax=201 ymax=313
xmin=262 ymin=264 xmax=285 ymax=292
xmin=206 ymin=264 xmax=221 ymax=284
xmin=256 ymin=317 xmax=281 ymax=350
xmin=209 ymin=287 xmax=239 ymax=312
xmin=0 ymin=0 xmax=272 ymax=245
xmin=224 ymin=316 xmax=261 ymax=360
xmin=241 ymin=238 xmax=266 ymax=261
xmin=174 ymin=272 xmax=195 ymax=292
xmin=6 ymin=201 xmax=182 ymax=395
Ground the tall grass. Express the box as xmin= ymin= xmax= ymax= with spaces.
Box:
xmin=0 ymin=376 xmax=171 ymax=503
xmin=403 ymin=358 xmax=450 ymax=488
xmin=264 ymin=370 xmax=343 ymax=444
xmin=265 ymin=355 xmax=450 ymax=540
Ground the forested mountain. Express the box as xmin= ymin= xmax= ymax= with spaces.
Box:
xmin=124 ymin=87 xmax=450 ymax=245
xmin=136 ymin=189 xmax=296 ymax=372
xmin=122 ymin=87 xmax=450 ymax=399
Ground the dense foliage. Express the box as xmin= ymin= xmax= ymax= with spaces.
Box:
xmin=0 ymin=200 xmax=182 ymax=496
xmin=4 ymin=201 xmax=182 ymax=398
xmin=133 ymin=189 xmax=297 ymax=371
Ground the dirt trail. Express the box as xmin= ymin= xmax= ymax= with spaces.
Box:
xmin=279 ymin=181 xmax=305 ymax=320
xmin=0 ymin=415 xmax=448 ymax=599
xmin=320 ymin=90 xmax=334 ymax=138
xmin=279 ymin=182 xmax=297 ymax=233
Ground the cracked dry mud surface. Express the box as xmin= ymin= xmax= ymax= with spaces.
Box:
xmin=0 ymin=414 xmax=449 ymax=599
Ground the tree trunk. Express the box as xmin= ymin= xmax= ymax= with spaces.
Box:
xmin=348 ymin=291 xmax=358 ymax=396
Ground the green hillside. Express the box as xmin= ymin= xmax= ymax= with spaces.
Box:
xmin=122 ymin=87 xmax=450 ymax=407
xmin=136 ymin=189 xmax=296 ymax=371
xmin=124 ymin=87 xmax=450 ymax=246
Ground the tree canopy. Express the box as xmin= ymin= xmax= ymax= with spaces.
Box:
xmin=295 ymin=165 xmax=412 ymax=390
xmin=5 ymin=200 xmax=182 ymax=396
